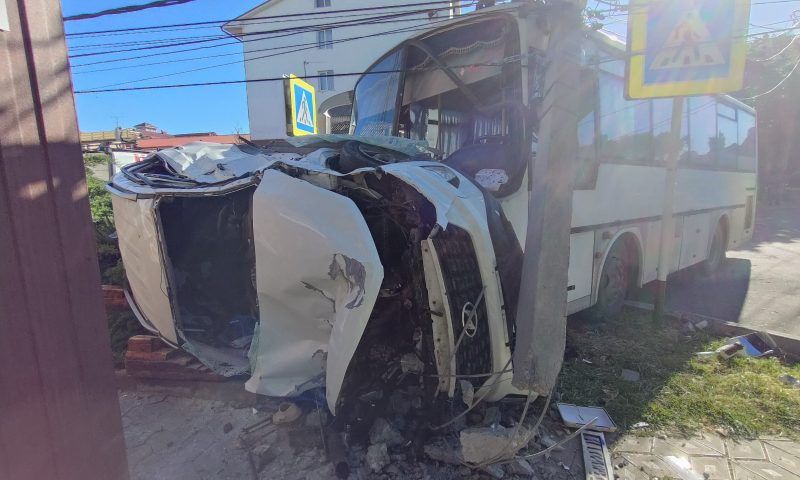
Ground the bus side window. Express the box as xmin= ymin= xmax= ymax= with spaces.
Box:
xmin=688 ymin=96 xmax=717 ymax=167
xmin=738 ymin=110 xmax=757 ymax=172
xmin=717 ymin=103 xmax=738 ymax=170
xmin=653 ymin=98 xmax=688 ymax=165
xmin=597 ymin=71 xmax=652 ymax=165
xmin=575 ymin=68 xmax=598 ymax=189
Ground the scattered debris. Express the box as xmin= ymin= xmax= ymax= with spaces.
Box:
xmin=369 ymin=418 xmax=404 ymax=447
xmin=702 ymin=332 xmax=779 ymax=360
xmin=779 ymin=373 xmax=800 ymax=388
xmin=505 ymin=458 xmax=535 ymax=476
xmin=580 ymin=431 xmax=614 ymax=480
xmin=557 ymin=404 xmax=618 ymax=432
xmin=620 ymin=369 xmax=641 ymax=382
xmin=459 ymin=425 xmax=530 ymax=464
xmin=249 ymin=444 xmax=276 ymax=472
xmin=304 ymin=408 xmax=330 ymax=428
xmin=366 ymin=443 xmax=390 ymax=473
xmin=223 ymin=422 xmax=233 ymax=434
xmin=424 ymin=439 xmax=463 ymax=465
xmin=326 ymin=431 xmax=350 ymax=479
xmin=460 ymin=379 xmax=475 ymax=408
xmin=631 ymin=422 xmax=650 ymax=429
xmin=272 ymin=402 xmax=302 ymax=425
xmin=482 ymin=463 xmax=505 ymax=479
xmin=693 ymin=320 xmax=709 ymax=330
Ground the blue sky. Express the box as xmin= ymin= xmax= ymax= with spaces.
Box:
xmin=63 ymin=0 xmax=799 ymax=135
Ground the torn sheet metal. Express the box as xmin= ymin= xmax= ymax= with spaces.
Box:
xmin=155 ymin=141 xmax=300 ymax=183
xmin=246 ymin=169 xmax=384 ymax=412
xmin=285 ymin=133 xmax=433 ymax=157
xmin=110 ymin=194 xmax=177 ymax=343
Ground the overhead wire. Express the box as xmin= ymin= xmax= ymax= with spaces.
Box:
xmin=65 ymin=0 xmax=465 ymax=37
xmin=64 ymin=0 xmax=197 ymax=22
xmin=68 ymin=10 xmax=441 ymax=59
xmin=743 ymin=52 xmax=800 ymax=99
xmin=82 ymin=12 xmax=488 ymax=89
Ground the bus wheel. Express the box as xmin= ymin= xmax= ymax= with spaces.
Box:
xmin=588 ymin=241 xmax=631 ymax=322
xmin=702 ymin=222 xmax=727 ymax=275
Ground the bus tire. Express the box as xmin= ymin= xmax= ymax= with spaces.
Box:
xmin=702 ymin=221 xmax=727 ymax=276
xmin=587 ymin=240 xmax=632 ymax=322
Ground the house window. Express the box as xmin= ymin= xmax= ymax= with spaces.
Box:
xmin=317 ymin=29 xmax=333 ymax=49
xmin=315 ymin=0 xmax=331 ymax=7
xmin=318 ymin=70 xmax=334 ymax=91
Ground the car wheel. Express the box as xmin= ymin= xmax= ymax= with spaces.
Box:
xmin=336 ymin=140 xmax=408 ymax=172
xmin=587 ymin=241 xmax=630 ymax=322
xmin=702 ymin=222 xmax=727 ymax=276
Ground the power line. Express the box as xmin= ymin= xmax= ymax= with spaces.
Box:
xmin=743 ymin=52 xmax=800 ymax=99
xmin=65 ymin=0 xmax=464 ymax=37
xmin=75 ymin=63 xmax=505 ymax=94
xmin=69 ymin=5 xmax=478 ymax=68
xmin=82 ymin=13 xmax=489 ymax=89
xmin=67 ymin=7 xmax=459 ymax=59
xmin=64 ymin=0 xmax=197 ymax=22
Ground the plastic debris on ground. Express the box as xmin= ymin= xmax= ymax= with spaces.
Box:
xmin=556 ymin=403 xmax=618 ymax=432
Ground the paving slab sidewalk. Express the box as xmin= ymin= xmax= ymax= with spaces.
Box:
xmin=613 ymin=432 xmax=800 ymax=480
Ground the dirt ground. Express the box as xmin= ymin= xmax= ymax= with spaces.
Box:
xmin=120 ymin=386 xmax=589 ymax=480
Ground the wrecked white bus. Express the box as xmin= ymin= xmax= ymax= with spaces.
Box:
xmin=108 ymin=3 xmax=757 ymax=419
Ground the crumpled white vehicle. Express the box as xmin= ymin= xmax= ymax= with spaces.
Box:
xmin=108 ymin=137 xmax=524 ymax=414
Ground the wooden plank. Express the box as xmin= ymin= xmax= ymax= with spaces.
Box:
xmin=0 ymin=1 xmax=129 ymax=478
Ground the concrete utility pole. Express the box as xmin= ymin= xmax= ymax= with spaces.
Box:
xmin=0 ymin=1 xmax=129 ymax=478
xmin=512 ymin=0 xmax=585 ymax=394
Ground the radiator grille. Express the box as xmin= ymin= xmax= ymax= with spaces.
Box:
xmin=432 ymin=227 xmax=492 ymax=387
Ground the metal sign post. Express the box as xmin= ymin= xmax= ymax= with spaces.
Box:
xmin=654 ymin=96 xmax=684 ymax=320
xmin=625 ymin=0 xmax=750 ymax=320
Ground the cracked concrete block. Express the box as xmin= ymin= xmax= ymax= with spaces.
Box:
xmin=460 ymin=425 xmax=529 ymax=464
xmin=369 ymin=417 xmax=404 ymax=447
xmin=366 ymin=443 xmax=390 ymax=473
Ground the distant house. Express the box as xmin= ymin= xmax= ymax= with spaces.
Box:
xmin=136 ymin=133 xmax=250 ymax=151
xmin=223 ymin=0 xmax=463 ymax=140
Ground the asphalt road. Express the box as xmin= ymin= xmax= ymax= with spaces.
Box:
xmin=663 ymin=199 xmax=800 ymax=337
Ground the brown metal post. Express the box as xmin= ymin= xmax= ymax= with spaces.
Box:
xmin=512 ymin=0 xmax=585 ymax=394
xmin=0 ymin=1 xmax=129 ymax=479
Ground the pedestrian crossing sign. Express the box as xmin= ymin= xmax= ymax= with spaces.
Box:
xmin=285 ymin=74 xmax=317 ymax=136
xmin=626 ymin=0 xmax=751 ymax=99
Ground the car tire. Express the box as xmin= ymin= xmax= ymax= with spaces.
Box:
xmin=336 ymin=140 xmax=408 ymax=172
xmin=702 ymin=222 xmax=727 ymax=276
xmin=586 ymin=240 xmax=631 ymax=322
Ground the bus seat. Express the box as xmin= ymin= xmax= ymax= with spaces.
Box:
xmin=442 ymin=139 xmax=526 ymax=197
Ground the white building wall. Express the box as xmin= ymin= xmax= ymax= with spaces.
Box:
xmin=233 ymin=0 xmax=457 ymax=140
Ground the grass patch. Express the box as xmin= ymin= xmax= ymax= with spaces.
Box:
xmin=558 ymin=311 xmax=800 ymax=439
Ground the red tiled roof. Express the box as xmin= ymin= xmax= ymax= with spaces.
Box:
xmin=136 ymin=134 xmax=250 ymax=150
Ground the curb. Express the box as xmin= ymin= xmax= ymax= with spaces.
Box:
xmin=624 ymin=301 xmax=800 ymax=360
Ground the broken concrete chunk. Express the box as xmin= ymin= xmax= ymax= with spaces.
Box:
xmin=482 ymin=464 xmax=505 ymax=479
xmin=460 ymin=425 xmax=529 ymax=464
xmin=366 ymin=443 xmax=390 ymax=473
xmin=620 ymin=369 xmax=641 ymax=382
xmin=505 ymin=458 xmax=535 ymax=476
xmin=424 ymin=439 xmax=464 ymax=465
xmin=369 ymin=417 xmax=404 ymax=446
xmin=249 ymin=444 xmax=276 ymax=472
xmin=400 ymin=353 xmax=424 ymax=374
xmin=780 ymin=373 xmax=800 ymax=388
xmin=460 ymin=379 xmax=475 ymax=408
